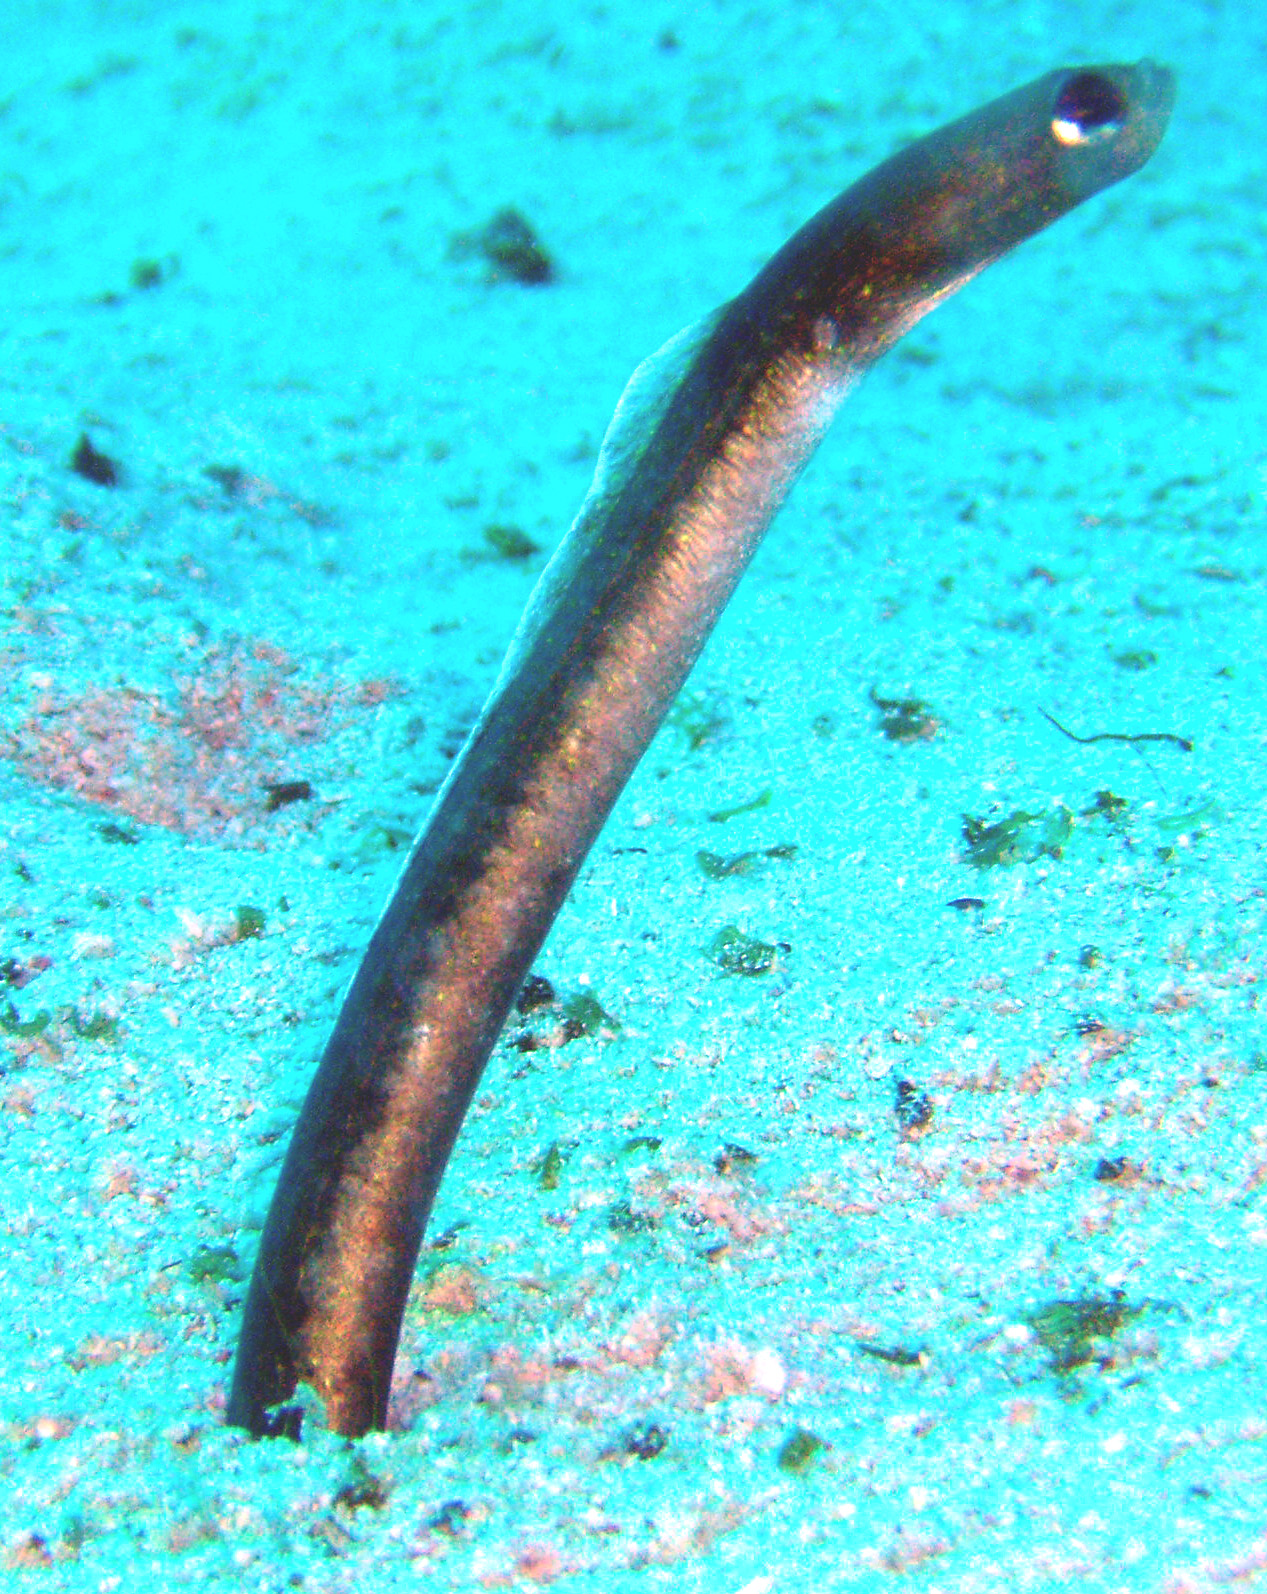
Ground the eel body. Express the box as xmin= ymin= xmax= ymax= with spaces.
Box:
xmin=229 ymin=61 xmax=1173 ymax=1437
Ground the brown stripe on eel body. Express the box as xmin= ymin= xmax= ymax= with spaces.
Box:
xmin=228 ymin=61 xmax=1175 ymax=1438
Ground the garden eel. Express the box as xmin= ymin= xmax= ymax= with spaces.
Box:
xmin=229 ymin=61 xmax=1174 ymax=1437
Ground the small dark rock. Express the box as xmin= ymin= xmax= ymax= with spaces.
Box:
xmin=71 ymin=433 xmax=119 ymax=487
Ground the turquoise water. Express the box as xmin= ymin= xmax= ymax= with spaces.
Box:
xmin=1 ymin=2 xmax=1263 ymax=1589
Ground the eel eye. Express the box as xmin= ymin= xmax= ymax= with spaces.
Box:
xmin=1051 ymin=72 xmax=1127 ymax=146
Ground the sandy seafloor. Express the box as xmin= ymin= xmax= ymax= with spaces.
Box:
xmin=1 ymin=0 xmax=1265 ymax=1589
